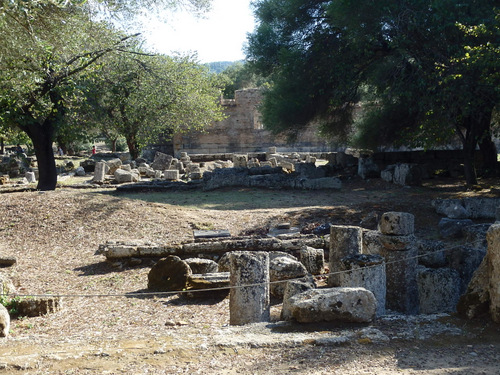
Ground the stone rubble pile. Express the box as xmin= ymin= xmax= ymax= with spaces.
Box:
xmin=82 ymin=149 xmax=344 ymax=190
xmin=101 ymin=207 xmax=500 ymax=326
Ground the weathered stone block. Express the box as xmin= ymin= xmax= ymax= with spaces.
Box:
xmin=417 ymin=266 xmax=461 ymax=314
xmin=457 ymin=257 xmax=490 ymax=319
xmin=417 ymin=239 xmax=447 ymax=268
xmin=288 ymin=287 xmax=376 ymax=323
xmin=329 ymin=225 xmax=362 ymax=287
xmin=163 ymin=170 xmax=179 ymax=180
xmin=393 ymin=163 xmax=422 ymax=186
xmin=370 ymin=232 xmax=419 ymax=314
xmin=446 ymin=245 xmax=486 ymax=293
xmin=184 ymin=258 xmax=218 ymax=274
xmin=299 ymin=246 xmax=324 ymax=275
xmin=25 ymin=171 xmax=36 ymax=183
xmin=0 ymin=304 xmax=9 ymax=337
xmin=151 ymin=151 xmax=173 ymax=171
xmin=379 ymin=212 xmax=414 ymax=236
xmin=114 ymin=168 xmax=139 ymax=183
xmin=337 ymin=254 xmax=386 ymax=316
xmin=93 ymin=162 xmax=108 ymax=183
xmin=148 ymin=256 xmax=192 ymax=291
xmin=281 ymin=279 xmax=316 ymax=321
xmin=269 ymin=256 xmax=308 ymax=299
xmin=185 ymin=272 xmax=229 ymax=299
xmin=229 ymin=251 xmax=270 ymax=325
xmin=106 ymin=158 xmax=122 ymax=174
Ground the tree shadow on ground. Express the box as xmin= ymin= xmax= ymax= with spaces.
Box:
xmin=74 ymin=258 xmax=156 ymax=276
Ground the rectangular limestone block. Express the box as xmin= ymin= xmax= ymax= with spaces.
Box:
xmin=379 ymin=212 xmax=415 ymax=235
xmin=163 ymin=170 xmax=179 ymax=180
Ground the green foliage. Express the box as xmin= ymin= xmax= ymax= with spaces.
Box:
xmin=247 ymin=0 xmax=499 ymax=183
xmin=84 ymin=52 xmax=226 ymax=158
xmin=219 ymin=61 xmax=269 ymax=99
xmin=0 ymin=0 xmax=217 ymax=189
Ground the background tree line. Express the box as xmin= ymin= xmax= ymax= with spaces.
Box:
xmin=0 ymin=0 xmax=224 ymax=190
xmin=245 ymin=0 xmax=499 ymax=185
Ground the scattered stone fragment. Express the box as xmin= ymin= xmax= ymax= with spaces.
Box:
xmin=184 ymin=258 xmax=219 ymax=274
xmin=288 ymin=287 xmax=377 ymax=323
xmin=0 ymin=305 xmax=9 ymax=338
xmin=147 ymin=256 xmax=192 ymax=291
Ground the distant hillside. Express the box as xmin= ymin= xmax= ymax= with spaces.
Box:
xmin=205 ymin=60 xmax=242 ymax=74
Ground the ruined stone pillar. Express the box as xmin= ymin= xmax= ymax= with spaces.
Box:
xmin=229 ymin=251 xmax=270 ymax=325
xmin=329 ymin=225 xmax=363 ymax=287
xmin=377 ymin=212 xmax=419 ymax=314
xmin=93 ymin=162 xmax=107 ymax=183
xmin=487 ymin=224 xmax=500 ymax=323
xmin=337 ymin=254 xmax=386 ymax=317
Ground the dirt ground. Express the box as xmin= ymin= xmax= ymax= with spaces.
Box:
xmin=0 ymin=175 xmax=499 ymax=374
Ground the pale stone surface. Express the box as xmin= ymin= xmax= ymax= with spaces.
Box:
xmin=120 ymin=164 xmax=132 ymax=172
xmin=151 ymin=152 xmax=173 ymax=171
xmin=487 ymin=224 xmax=500 ymax=323
xmin=329 ymin=225 xmax=362 ymax=287
xmin=229 ymin=252 xmax=270 ymax=325
xmin=337 ymin=254 xmax=386 ymax=316
xmin=269 ymin=256 xmax=308 ymax=298
xmin=379 ymin=212 xmax=415 ymax=236
xmin=281 ymin=279 xmax=316 ymax=321
xmin=232 ymin=155 xmax=248 ymax=168
xmin=106 ymin=158 xmax=122 ymax=174
xmin=25 ymin=171 xmax=36 ymax=183
xmin=417 ymin=266 xmax=461 ymax=314
xmin=163 ymin=170 xmax=179 ymax=181
xmin=93 ymin=162 xmax=108 ymax=183
xmin=75 ymin=166 xmax=86 ymax=176
xmin=184 ymin=258 xmax=218 ymax=274
xmin=393 ymin=163 xmax=422 ymax=186
xmin=114 ymin=168 xmax=139 ymax=183
xmin=288 ymin=287 xmax=376 ymax=323
xmin=147 ymin=256 xmax=192 ymax=291
xmin=0 ymin=304 xmax=9 ymax=337
xmin=299 ymin=246 xmax=324 ymax=275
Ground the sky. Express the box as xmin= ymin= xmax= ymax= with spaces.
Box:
xmin=144 ymin=0 xmax=256 ymax=63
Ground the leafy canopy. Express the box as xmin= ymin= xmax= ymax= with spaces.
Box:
xmin=246 ymin=0 xmax=499 ymax=151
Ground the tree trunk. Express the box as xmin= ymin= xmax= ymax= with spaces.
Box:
xmin=126 ymin=135 xmax=139 ymax=160
xmin=477 ymin=113 xmax=498 ymax=174
xmin=463 ymin=144 xmax=478 ymax=186
xmin=0 ymin=137 xmax=4 ymax=154
xmin=25 ymin=121 xmax=57 ymax=191
xmin=111 ymin=138 xmax=117 ymax=153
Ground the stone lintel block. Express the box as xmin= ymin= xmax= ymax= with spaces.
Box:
xmin=379 ymin=212 xmax=415 ymax=236
xmin=105 ymin=246 xmax=138 ymax=259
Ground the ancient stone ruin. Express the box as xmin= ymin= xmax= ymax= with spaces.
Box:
xmin=94 ymin=202 xmax=500 ymax=326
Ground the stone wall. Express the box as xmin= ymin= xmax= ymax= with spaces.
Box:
xmin=172 ymin=89 xmax=334 ymax=156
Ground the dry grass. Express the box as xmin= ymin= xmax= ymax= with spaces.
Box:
xmin=0 ymin=176 xmax=499 ymax=374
